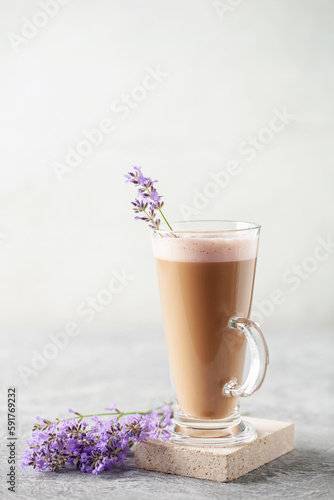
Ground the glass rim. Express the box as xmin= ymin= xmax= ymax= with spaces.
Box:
xmin=153 ymin=220 xmax=261 ymax=235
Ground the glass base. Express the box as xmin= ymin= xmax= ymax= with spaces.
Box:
xmin=170 ymin=407 xmax=256 ymax=447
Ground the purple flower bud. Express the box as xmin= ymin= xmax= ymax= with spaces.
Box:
xmin=105 ymin=403 xmax=117 ymax=412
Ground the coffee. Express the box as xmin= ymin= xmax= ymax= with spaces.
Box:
xmin=153 ymin=234 xmax=258 ymax=420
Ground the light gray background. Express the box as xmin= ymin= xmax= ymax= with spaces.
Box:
xmin=1 ymin=0 xmax=333 ymax=335
xmin=1 ymin=1 xmax=334 ymax=498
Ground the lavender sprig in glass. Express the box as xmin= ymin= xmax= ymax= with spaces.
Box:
xmin=124 ymin=166 xmax=172 ymax=231
xmin=21 ymin=403 xmax=172 ymax=475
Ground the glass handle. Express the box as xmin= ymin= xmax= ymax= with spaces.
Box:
xmin=223 ymin=317 xmax=269 ymax=398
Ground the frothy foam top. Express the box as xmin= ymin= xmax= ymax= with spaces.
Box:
xmin=153 ymin=234 xmax=258 ymax=262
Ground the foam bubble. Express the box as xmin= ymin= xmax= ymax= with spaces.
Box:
xmin=152 ymin=234 xmax=258 ymax=262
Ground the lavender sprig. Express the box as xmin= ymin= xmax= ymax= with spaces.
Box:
xmin=21 ymin=403 xmax=172 ymax=475
xmin=125 ymin=166 xmax=172 ymax=231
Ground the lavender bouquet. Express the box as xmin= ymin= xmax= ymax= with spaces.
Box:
xmin=21 ymin=404 xmax=172 ymax=475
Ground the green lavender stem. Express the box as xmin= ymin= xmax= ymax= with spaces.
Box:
xmin=63 ymin=402 xmax=173 ymax=422
xmin=159 ymin=209 xmax=173 ymax=231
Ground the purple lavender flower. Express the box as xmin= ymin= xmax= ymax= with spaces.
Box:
xmin=124 ymin=167 xmax=155 ymax=188
xmin=105 ymin=403 xmax=117 ymax=412
xmin=21 ymin=403 xmax=172 ymax=475
xmin=144 ymin=407 xmax=173 ymax=442
xmin=149 ymin=189 xmax=164 ymax=207
xmin=125 ymin=166 xmax=172 ymax=231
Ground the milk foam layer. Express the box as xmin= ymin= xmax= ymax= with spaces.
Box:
xmin=153 ymin=234 xmax=258 ymax=262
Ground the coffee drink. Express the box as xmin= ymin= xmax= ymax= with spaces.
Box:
xmin=153 ymin=234 xmax=258 ymax=420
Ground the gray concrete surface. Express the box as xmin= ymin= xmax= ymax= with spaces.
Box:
xmin=1 ymin=328 xmax=333 ymax=499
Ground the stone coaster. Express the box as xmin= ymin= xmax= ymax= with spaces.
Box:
xmin=135 ymin=417 xmax=294 ymax=482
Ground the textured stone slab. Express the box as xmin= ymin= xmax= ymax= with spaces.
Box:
xmin=135 ymin=417 xmax=294 ymax=482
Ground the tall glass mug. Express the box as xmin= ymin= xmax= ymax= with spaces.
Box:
xmin=152 ymin=221 xmax=269 ymax=446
